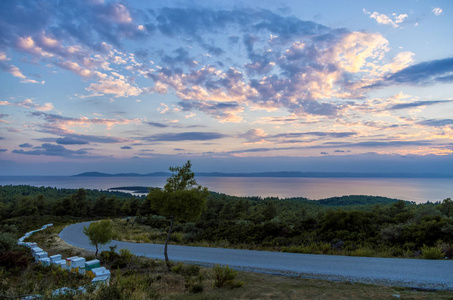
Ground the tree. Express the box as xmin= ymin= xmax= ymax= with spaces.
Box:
xmin=147 ymin=160 xmax=208 ymax=270
xmin=438 ymin=198 xmax=453 ymax=217
xmin=83 ymin=219 xmax=113 ymax=258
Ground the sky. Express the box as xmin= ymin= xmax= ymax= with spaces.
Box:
xmin=1 ymin=0 xmax=453 ymax=175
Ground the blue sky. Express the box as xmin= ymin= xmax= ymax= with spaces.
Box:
xmin=1 ymin=0 xmax=453 ymax=175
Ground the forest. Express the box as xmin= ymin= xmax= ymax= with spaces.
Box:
xmin=1 ymin=185 xmax=452 ymax=260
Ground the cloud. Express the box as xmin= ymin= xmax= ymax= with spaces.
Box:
xmin=0 ymin=1 xmax=149 ymax=51
xmin=148 ymin=66 xmax=255 ymax=103
xmin=36 ymin=133 xmax=128 ymax=144
xmin=363 ymin=9 xmax=408 ymax=28
xmin=239 ymin=129 xmax=268 ymax=144
xmin=432 ymin=8 xmax=443 ymax=16
xmin=389 ymin=100 xmax=453 ymax=110
xmin=56 ymin=137 xmax=89 ymax=145
xmin=272 ymin=132 xmax=356 ymax=139
xmin=143 ymin=8 xmax=415 ymax=119
xmin=30 ymin=111 xmax=139 ymax=133
xmin=227 ymin=140 xmax=436 ymax=156
xmin=322 ymin=140 xmax=432 ymax=148
xmin=64 ymin=134 xmax=127 ymax=144
xmin=86 ymin=77 xmax=141 ymax=97
xmin=146 ymin=122 xmax=169 ymax=128
xmin=0 ymin=57 xmax=24 ymax=78
xmin=12 ymin=143 xmax=90 ymax=157
xmin=143 ymin=132 xmax=228 ymax=142
xmin=0 ymin=149 xmax=7 ymax=153
xmin=418 ymin=119 xmax=453 ymax=127
xmin=237 ymin=130 xmax=357 ymax=147
xmin=376 ymin=57 xmax=453 ymax=86
xmin=161 ymin=47 xmax=198 ymax=67
xmin=2 ymin=3 xmax=419 ymax=121
xmin=19 ymin=143 xmax=33 ymax=148
xmin=121 ymin=146 xmax=132 ymax=149
xmin=0 ymin=99 xmax=54 ymax=111
xmin=0 ymin=52 xmax=45 ymax=83
xmin=0 ymin=1 xmax=151 ymax=94
xmin=0 ymin=113 xmax=8 ymax=123
xmin=18 ymin=99 xmax=54 ymax=111
xmin=243 ymin=131 xmax=356 ymax=144
xmin=178 ymin=100 xmax=244 ymax=123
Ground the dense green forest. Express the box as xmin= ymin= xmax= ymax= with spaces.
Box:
xmin=1 ymin=185 xmax=452 ymax=259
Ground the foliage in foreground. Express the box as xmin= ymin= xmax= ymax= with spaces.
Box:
xmin=213 ymin=264 xmax=243 ymax=289
xmin=83 ymin=219 xmax=113 ymax=258
xmin=147 ymin=160 xmax=208 ymax=270
xmin=2 ymin=223 xmax=453 ymax=300
xmin=1 ymin=184 xmax=453 ymax=260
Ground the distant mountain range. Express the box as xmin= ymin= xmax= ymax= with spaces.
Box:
xmin=73 ymin=171 xmax=453 ymax=178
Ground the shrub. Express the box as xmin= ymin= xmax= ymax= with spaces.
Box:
xmin=185 ymin=274 xmax=204 ymax=293
xmin=95 ymin=280 xmax=122 ymax=299
xmin=0 ymin=232 xmax=19 ymax=253
xmin=282 ymin=243 xmax=332 ymax=254
xmin=213 ymin=264 xmax=243 ymax=289
xmin=172 ymin=263 xmax=204 ymax=293
xmin=140 ymin=215 xmax=168 ymax=228
xmin=111 ymin=258 xmax=128 ymax=269
xmin=318 ymin=242 xmax=332 ymax=254
xmin=119 ymin=248 xmax=133 ymax=263
xmin=445 ymin=246 xmax=453 ymax=259
xmin=100 ymin=246 xmax=120 ymax=263
xmin=0 ymin=251 xmax=30 ymax=270
xmin=421 ymin=245 xmax=444 ymax=259
xmin=171 ymin=263 xmax=200 ymax=277
xmin=350 ymin=247 xmax=375 ymax=257
xmin=170 ymin=232 xmax=184 ymax=242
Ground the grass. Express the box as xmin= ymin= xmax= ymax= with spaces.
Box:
xmin=3 ymin=221 xmax=452 ymax=299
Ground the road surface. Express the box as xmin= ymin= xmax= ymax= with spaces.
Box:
xmin=59 ymin=221 xmax=453 ymax=290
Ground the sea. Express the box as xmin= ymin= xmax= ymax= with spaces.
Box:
xmin=1 ymin=176 xmax=452 ymax=204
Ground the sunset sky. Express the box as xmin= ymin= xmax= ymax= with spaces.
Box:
xmin=1 ymin=0 xmax=453 ymax=175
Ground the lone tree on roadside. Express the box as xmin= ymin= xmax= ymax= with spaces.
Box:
xmin=147 ymin=160 xmax=208 ymax=270
xmin=83 ymin=219 xmax=113 ymax=258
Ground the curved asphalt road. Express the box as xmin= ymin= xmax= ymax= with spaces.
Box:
xmin=60 ymin=221 xmax=453 ymax=290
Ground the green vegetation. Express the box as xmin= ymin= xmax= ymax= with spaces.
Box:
xmin=2 ymin=228 xmax=452 ymax=299
xmin=1 ymin=184 xmax=452 ymax=260
xmin=1 ymin=184 xmax=453 ymax=298
xmin=83 ymin=219 xmax=113 ymax=258
xmin=213 ymin=264 xmax=243 ymax=289
xmin=147 ymin=161 xmax=209 ymax=270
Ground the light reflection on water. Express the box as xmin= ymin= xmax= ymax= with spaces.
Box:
xmin=0 ymin=176 xmax=452 ymax=203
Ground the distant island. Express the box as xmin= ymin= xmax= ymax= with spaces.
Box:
xmin=73 ymin=171 xmax=453 ymax=178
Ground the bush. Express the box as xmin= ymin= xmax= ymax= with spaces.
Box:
xmin=139 ymin=215 xmax=169 ymax=228
xmin=445 ymin=246 xmax=453 ymax=259
xmin=0 ymin=251 xmax=30 ymax=270
xmin=185 ymin=274 xmax=204 ymax=293
xmin=170 ymin=232 xmax=184 ymax=242
xmin=213 ymin=264 xmax=243 ymax=289
xmin=421 ymin=245 xmax=444 ymax=259
xmin=172 ymin=263 xmax=200 ymax=277
xmin=350 ymin=247 xmax=375 ymax=257
xmin=282 ymin=242 xmax=331 ymax=255
xmin=0 ymin=232 xmax=19 ymax=253
xmin=119 ymin=248 xmax=133 ymax=263
xmin=172 ymin=263 xmax=204 ymax=293
xmin=100 ymin=246 xmax=120 ymax=263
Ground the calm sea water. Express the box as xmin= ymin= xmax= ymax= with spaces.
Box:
xmin=1 ymin=176 xmax=452 ymax=203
